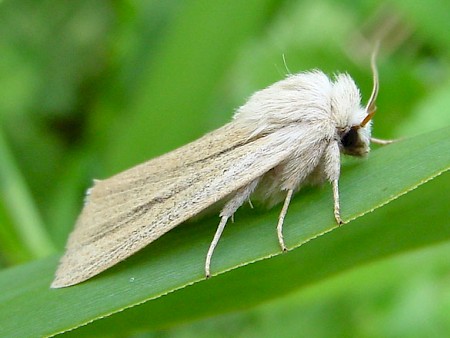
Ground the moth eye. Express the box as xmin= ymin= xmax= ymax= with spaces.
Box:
xmin=341 ymin=128 xmax=358 ymax=148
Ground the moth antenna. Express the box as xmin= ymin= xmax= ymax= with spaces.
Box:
xmin=360 ymin=42 xmax=380 ymax=127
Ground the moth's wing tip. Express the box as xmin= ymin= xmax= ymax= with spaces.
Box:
xmin=50 ymin=267 xmax=95 ymax=288
xmin=50 ymin=268 xmax=84 ymax=288
xmin=50 ymin=260 xmax=70 ymax=288
xmin=50 ymin=275 xmax=77 ymax=288
xmin=50 ymin=280 xmax=67 ymax=289
xmin=50 ymin=253 xmax=94 ymax=288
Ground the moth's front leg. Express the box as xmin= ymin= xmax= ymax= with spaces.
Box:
xmin=324 ymin=140 xmax=344 ymax=225
xmin=331 ymin=180 xmax=343 ymax=225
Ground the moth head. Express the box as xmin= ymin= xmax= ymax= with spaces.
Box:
xmin=335 ymin=49 xmax=379 ymax=157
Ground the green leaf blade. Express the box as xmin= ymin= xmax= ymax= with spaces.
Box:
xmin=0 ymin=126 xmax=448 ymax=337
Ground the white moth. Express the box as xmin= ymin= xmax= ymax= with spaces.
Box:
xmin=51 ymin=53 xmax=389 ymax=288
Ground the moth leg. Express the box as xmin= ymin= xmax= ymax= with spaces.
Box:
xmin=371 ymin=137 xmax=397 ymax=145
xmin=324 ymin=141 xmax=344 ymax=225
xmin=205 ymin=215 xmax=229 ymax=278
xmin=205 ymin=179 xmax=260 ymax=278
xmin=332 ymin=179 xmax=343 ymax=225
xmin=277 ymin=189 xmax=294 ymax=251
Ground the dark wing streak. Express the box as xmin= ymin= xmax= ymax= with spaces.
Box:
xmin=55 ymin=129 xmax=296 ymax=285
xmin=89 ymin=122 xmax=253 ymax=200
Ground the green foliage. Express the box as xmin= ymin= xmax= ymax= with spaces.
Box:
xmin=0 ymin=0 xmax=449 ymax=337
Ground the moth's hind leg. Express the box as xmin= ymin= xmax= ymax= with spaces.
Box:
xmin=205 ymin=179 xmax=260 ymax=278
xmin=205 ymin=216 xmax=228 ymax=278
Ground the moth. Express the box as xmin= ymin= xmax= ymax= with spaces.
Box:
xmin=52 ymin=52 xmax=391 ymax=288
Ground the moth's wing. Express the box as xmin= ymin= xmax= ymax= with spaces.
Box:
xmin=52 ymin=123 xmax=297 ymax=287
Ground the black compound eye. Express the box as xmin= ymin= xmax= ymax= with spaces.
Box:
xmin=341 ymin=128 xmax=358 ymax=148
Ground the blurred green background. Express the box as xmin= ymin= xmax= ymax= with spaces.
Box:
xmin=0 ymin=0 xmax=449 ymax=337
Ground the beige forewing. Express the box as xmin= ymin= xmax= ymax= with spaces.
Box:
xmin=52 ymin=122 xmax=296 ymax=287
